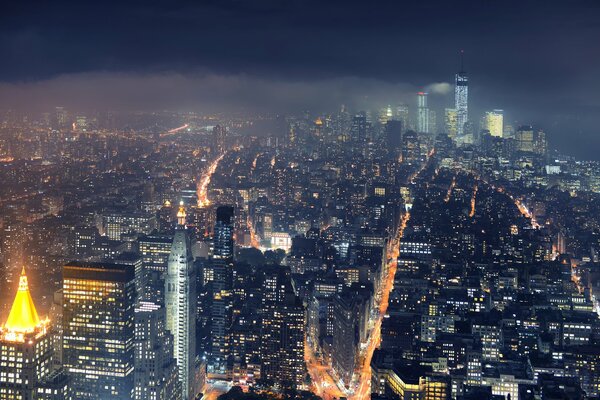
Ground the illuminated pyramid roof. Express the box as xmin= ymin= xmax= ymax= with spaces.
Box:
xmin=4 ymin=267 xmax=41 ymax=334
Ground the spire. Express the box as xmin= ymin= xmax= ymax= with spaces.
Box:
xmin=459 ymin=49 xmax=465 ymax=73
xmin=4 ymin=267 xmax=41 ymax=334
xmin=177 ymin=201 xmax=187 ymax=226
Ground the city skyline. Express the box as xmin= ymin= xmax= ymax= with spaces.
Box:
xmin=1 ymin=2 xmax=600 ymax=400
xmin=1 ymin=1 xmax=600 ymax=158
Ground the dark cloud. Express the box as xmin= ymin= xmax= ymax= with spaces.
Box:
xmin=1 ymin=0 xmax=600 ymax=158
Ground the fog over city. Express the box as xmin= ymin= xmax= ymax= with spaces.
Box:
xmin=1 ymin=0 xmax=600 ymax=158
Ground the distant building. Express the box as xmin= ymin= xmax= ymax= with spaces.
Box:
xmin=516 ymin=125 xmax=535 ymax=153
xmin=417 ymin=92 xmax=430 ymax=134
xmin=484 ymin=110 xmax=504 ymax=138
xmin=445 ymin=108 xmax=458 ymax=139
xmin=455 ymin=58 xmax=469 ymax=137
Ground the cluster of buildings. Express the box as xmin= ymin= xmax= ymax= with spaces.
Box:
xmin=0 ymin=62 xmax=599 ymax=400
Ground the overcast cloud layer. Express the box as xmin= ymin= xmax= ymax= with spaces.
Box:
xmin=1 ymin=0 xmax=600 ymax=158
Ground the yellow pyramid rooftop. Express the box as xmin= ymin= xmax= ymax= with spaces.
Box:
xmin=4 ymin=267 xmax=41 ymax=334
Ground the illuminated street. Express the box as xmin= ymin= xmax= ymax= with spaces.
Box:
xmin=197 ymin=153 xmax=225 ymax=207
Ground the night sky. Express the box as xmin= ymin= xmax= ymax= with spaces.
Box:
xmin=1 ymin=0 xmax=600 ymax=158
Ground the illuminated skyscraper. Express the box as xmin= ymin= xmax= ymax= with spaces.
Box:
xmin=259 ymin=268 xmax=306 ymax=389
xmin=455 ymin=53 xmax=468 ymax=137
xmin=209 ymin=206 xmax=234 ymax=376
xmin=484 ymin=110 xmax=503 ymax=137
xmin=213 ymin=206 xmax=234 ymax=260
xmin=213 ymin=125 xmax=226 ymax=155
xmin=134 ymin=301 xmax=182 ymax=400
xmin=444 ymin=108 xmax=458 ymax=139
xmin=351 ymin=114 xmax=367 ymax=143
xmin=378 ymin=105 xmax=394 ymax=125
xmin=515 ymin=125 xmax=535 ymax=153
xmin=165 ymin=203 xmax=197 ymax=400
xmin=417 ymin=92 xmax=430 ymax=133
xmin=63 ymin=261 xmax=136 ymax=400
xmin=395 ymin=104 xmax=410 ymax=133
xmin=0 ymin=268 xmax=53 ymax=399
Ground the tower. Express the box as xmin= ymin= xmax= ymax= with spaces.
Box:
xmin=0 ymin=268 xmax=53 ymax=399
xmin=208 ymin=206 xmax=234 ymax=376
xmin=444 ymin=108 xmax=458 ymax=139
xmin=63 ymin=261 xmax=136 ymax=400
xmin=455 ymin=51 xmax=469 ymax=137
xmin=259 ymin=267 xmax=306 ymax=389
xmin=213 ymin=206 xmax=234 ymax=260
xmin=213 ymin=125 xmax=226 ymax=155
xmin=417 ymin=92 xmax=430 ymax=134
xmin=165 ymin=203 xmax=197 ymax=399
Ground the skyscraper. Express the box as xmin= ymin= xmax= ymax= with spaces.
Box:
xmin=455 ymin=52 xmax=469 ymax=137
xmin=483 ymin=110 xmax=503 ymax=137
xmin=515 ymin=125 xmax=535 ymax=153
xmin=209 ymin=206 xmax=234 ymax=376
xmin=259 ymin=267 xmax=306 ymax=389
xmin=213 ymin=125 xmax=226 ymax=155
xmin=417 ymin=92 xmax=430 ymax=134
xmin=213 ymin=206 xmax=234 ymax=260
xmin=134 ymin=301 xmax=182 ymax=400
xmin=63 ymin=261 xmax=136 ymax=400
xmin=444 ymin=108 xmax=458 ymax=139
xmin=351 ymin=114 xmax=367 ymax=143
xmin=0 ymin=268 xmax=53 ymax=399
xmin=165 ymin=203 xmax=197 ymax=400
xmin=395 ymin=104 xmax=410 ymax=133
xmin=385 ymin=120 xmax=403 ymax=161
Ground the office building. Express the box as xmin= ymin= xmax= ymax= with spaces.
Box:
xmin=417 ymin=92 xmax=430 ymax=134
xmin=213 ymin=206 xmax=234 ymax=260
xmin=455 ymin=57 xmax=469 ymax=137
xmin=134 ymin=301 xmax=182 ymax=400
xmin=445 ymin=108 xmax=458 ymax=139
xmin=484 ymin=110 xmax=503 ymax=137
xmin=63 ymin=261 xmax=136 ymax=400
xmin=260 ymin=268 xmax=306 ymax=389
xmin=516 ymin=125 xmax=535 ymax=153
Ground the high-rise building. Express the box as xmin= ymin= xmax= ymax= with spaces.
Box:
xmin=331 ymin=289 xmax=370 ymax=388
xmin=213 ymin=125 xmax=226 ymax=155
xmin=213 ymin=206 xmax=234 ymax=260
xmin=417 ymin=92 xmax=430 ymax=134
xmin=483 ymin=110 xmax=503 ymax=137
xmin=402 ymin=130 xmax=421 ymax=164
xmin=395 ymin=104 xmax=410 ymax=133
xmin=259 ymin=268 xmax=306 ymax=389
xmin=378 ymin=105 xmax=394 ymax=125
xmin=534 ymin=129 xmax=548 ymax=157
xmin=515 ymin=125 xmax=535 ymax=153
xmin=165 ymin=203 xmax=197 ymax=400
xmin=63 ymin=261 xmax=136 ymax=400
xmin=0 ymin=268 xmax=53 ymax=399
xmin=208 ymin=206 xmax=235 ymax=376
xmin=351 ymin=114 xmax=367 ymax=143
xmin=455 ymin=54 xmax=469 ymax=137
xmin=134 ymin=301 xmax=182 ymax=400
xmin=444 ymin=108 xmax=458 ymax=139
xmin=385 ymin=120 xmax=403 ymax=160
xmin=138 ymin=234 xmax=173 ymax=274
